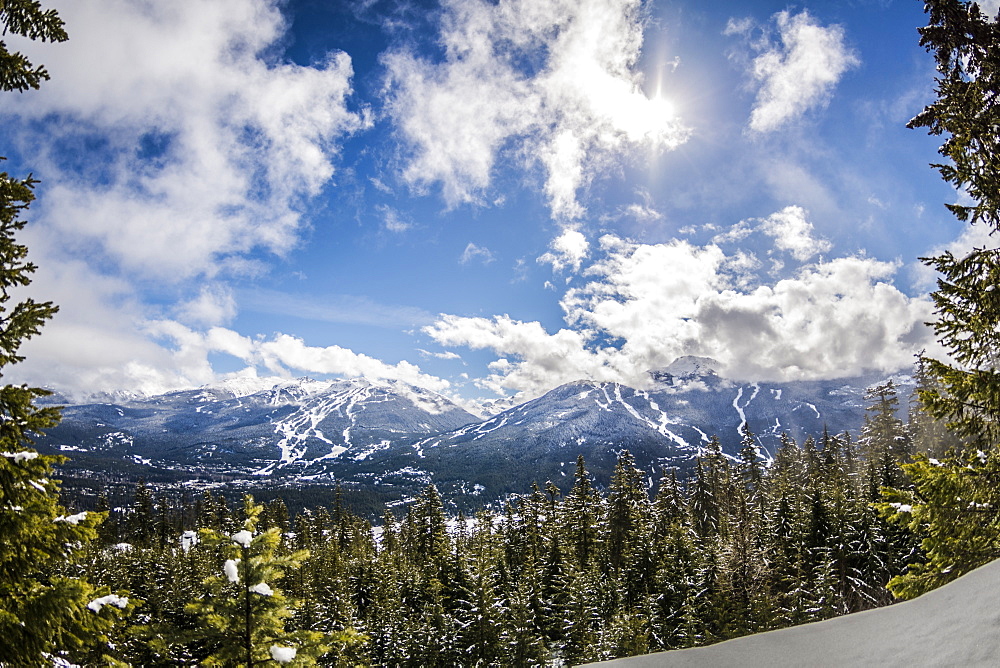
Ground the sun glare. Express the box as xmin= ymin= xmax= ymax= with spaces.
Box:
xmin=586 ymin=73 xmax=685 ymax=147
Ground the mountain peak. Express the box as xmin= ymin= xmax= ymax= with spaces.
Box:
xmin=648 ymin=356 xmax=722 ymax=387
xmin=664 ymin=355 xmax=721 ymax=377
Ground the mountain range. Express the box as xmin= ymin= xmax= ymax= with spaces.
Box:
xmin=35 ymin=357 xmax=912 ymax=514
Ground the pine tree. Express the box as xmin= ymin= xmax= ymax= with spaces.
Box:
xmin=403 ymin=484 xmax=449 ymax=572
xmin=874 ymin=2 xmax=1000 ymax=598
xmin=563 ymin=455 xmax=603 ymax=570
xmin=859 ymin=381 xmax=910 ymax=462
xmin=605 ymin=449 xmax=653 ymax=604
xmin=185 ymin=495 xmax=360 ymax=666
xmin=910 ymin=0 xmax=1000 ymax=446
xmin=880 ymin=448 xmax=1000 ymax=599
xmin=0 ymin=4 xmax=139 ymax=665
xmin=909 ymin=355 xmax=964 ymax=457
xmin=689 ymin=436 xmax=728 ymax=541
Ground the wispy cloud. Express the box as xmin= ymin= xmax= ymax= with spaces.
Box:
xmin=726 ymin=9 xmax=859 ymax=134
xmin=460 ymin=242 xmax=496 ymax=265
xmin=240 ymin=289 xmax=436 ymax=329
xmin=379 ymin=205 xmax=413 ymax=233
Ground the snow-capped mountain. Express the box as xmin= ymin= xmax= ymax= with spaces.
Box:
xmin=401 ymin=362 xmax=906 ymax=499
xmin=35 ymin=359 xmax=912 ymax=512
xmin=38 ymin=376 xmax=478 ymax=476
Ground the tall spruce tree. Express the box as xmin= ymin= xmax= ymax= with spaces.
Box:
xmin=878 ymin=0 xmax=1000 ymax=598
xmin=911 ymin=0 xmax=1000 ymax=442
xmin=0 ymin=3 xmax=139 ymax=665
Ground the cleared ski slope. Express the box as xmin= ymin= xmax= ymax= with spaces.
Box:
xmin=586 ymin=558 xmax=1000 ymax=667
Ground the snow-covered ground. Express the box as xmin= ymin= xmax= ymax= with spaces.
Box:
xmin=585 ymin=558 xmax=1000 ymax=667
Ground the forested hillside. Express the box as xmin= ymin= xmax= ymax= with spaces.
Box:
xmin=67 ymin=393 xmax=930 ymax=665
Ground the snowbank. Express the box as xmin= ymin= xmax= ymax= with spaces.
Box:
xmin=585 ymin=558 xmax=1000 ymax=667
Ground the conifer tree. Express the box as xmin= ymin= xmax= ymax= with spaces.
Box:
xmin=909 ymin=356 xmax=963 ymax=457
xmin=880 ymin=448 xmax=1000 ymax=599
xmin=185 ymin=495 xmax=360 ymax=666
xmin=0 ymin=3 xmax=139 ymax=665
xmin=910 ymin=0 xmax=1000 ymax=446
xmin=859 ymin=381 xmax=910 ymax=462
xmin=877 ymin=1 xmax=1000 ymax=598
xmin=605 ymin=450 xmax=652 ymax=594
xmin=563 ymin=455 xmax=602 ymax=570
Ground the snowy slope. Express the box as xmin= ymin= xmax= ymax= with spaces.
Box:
xmin=585 ymin=558 xmax=1000 ymax=667
xmin=38 ymin=377 xmax=478 ymax=475
xmin=417 ymin=359 xmax=903 ymax=465
xmin=36 ymin=358 xmax=911 ymax=508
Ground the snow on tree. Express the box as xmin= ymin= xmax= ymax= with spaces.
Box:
xmin=0 ymin=3 xmax=136 ymax=665
xmin=184 ymin=495 xmax=362 ymax=666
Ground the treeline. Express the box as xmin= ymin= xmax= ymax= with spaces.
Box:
xmin=62 ymin=382 xmax=934 ymax=666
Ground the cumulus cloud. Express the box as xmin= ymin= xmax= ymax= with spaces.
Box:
xmin=726 ymin=10 xmax=859 ymax=134
xmin=384 ymin=0 xmax=690 ymax=220
xmin=2 ymin=0 xmax=368 ymax=281
xmin=175 ymin=285 xmax=238 ymax=328
xmin=425 ymin=314 xmax=618 ymax=396
xmin=256 ymin=334 xmax=450 ymax=392
xmin=538 ymin=227 xmax=590 ymax=273
xmin=758 ymin=205 xmax=832 ymax=261
xmin=426 ymin=234 xmax=934 ymax=401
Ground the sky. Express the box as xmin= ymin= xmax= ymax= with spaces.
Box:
xmin=0 ymin=0 xmax=995 ymax=412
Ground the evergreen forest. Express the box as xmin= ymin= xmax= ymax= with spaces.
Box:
xmin=52 ymin=379 xmax=940 ymax=665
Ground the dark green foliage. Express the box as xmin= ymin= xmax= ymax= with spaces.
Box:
xmin=910 ymin=0 xmax=1000 ymax=444
xmin=84 ymin=417 xmax=937 ymax=666
xmin=0 ymin=0 xmax=67 ymax=93
xmin=880 ymin=449 xmax=1000 ymax=599
xmin=0 ymin=4 xmax=138 ymax=664
xmin=874 ymin=0 xmax=1000 ymax=600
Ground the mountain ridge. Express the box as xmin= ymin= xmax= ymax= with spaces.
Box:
xmin=34 ymin=359 xmax=913 ymax=513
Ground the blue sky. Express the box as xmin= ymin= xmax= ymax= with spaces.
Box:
xmin=0 ymin=0 xmax=993 ymax=411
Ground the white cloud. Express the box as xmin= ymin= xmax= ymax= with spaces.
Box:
xmin=426 ymin=235 xmax=935 ymax=400
xmin=424 ymin=314 xmax=619 ymax=397
xmin=2 ymin=0 xmax=367 ymax=281
xmin=8 ymin=231 xmax=442 ymax=398
xmin=257 ymin=334 xmax=450 ymax=392
xmin=727 ymin=10 xmax=859 ymax=134
xmin=538 ymin=227 xmax=590 ymax=273
xmin=8 ymin=257 xmax=214 ymax=398
xmin=384 ymin=0 xmax=690 ymax=220
xmin=712 ymin=221 xmax=754 ymax=245
xmin=175 ymin=285 xmax=238 ymax=328
xmin=624 ymin=203 xmax=663 ymax=223
xmin=460 ymin=242 xmax=496 ymax=265
xmin=379 ymin=205 xmax=413 ymax=233
xmin=758 ymin=205 xmax=832 ymax=261
xmin=418 ymin=349 xmax=463 ymax=361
